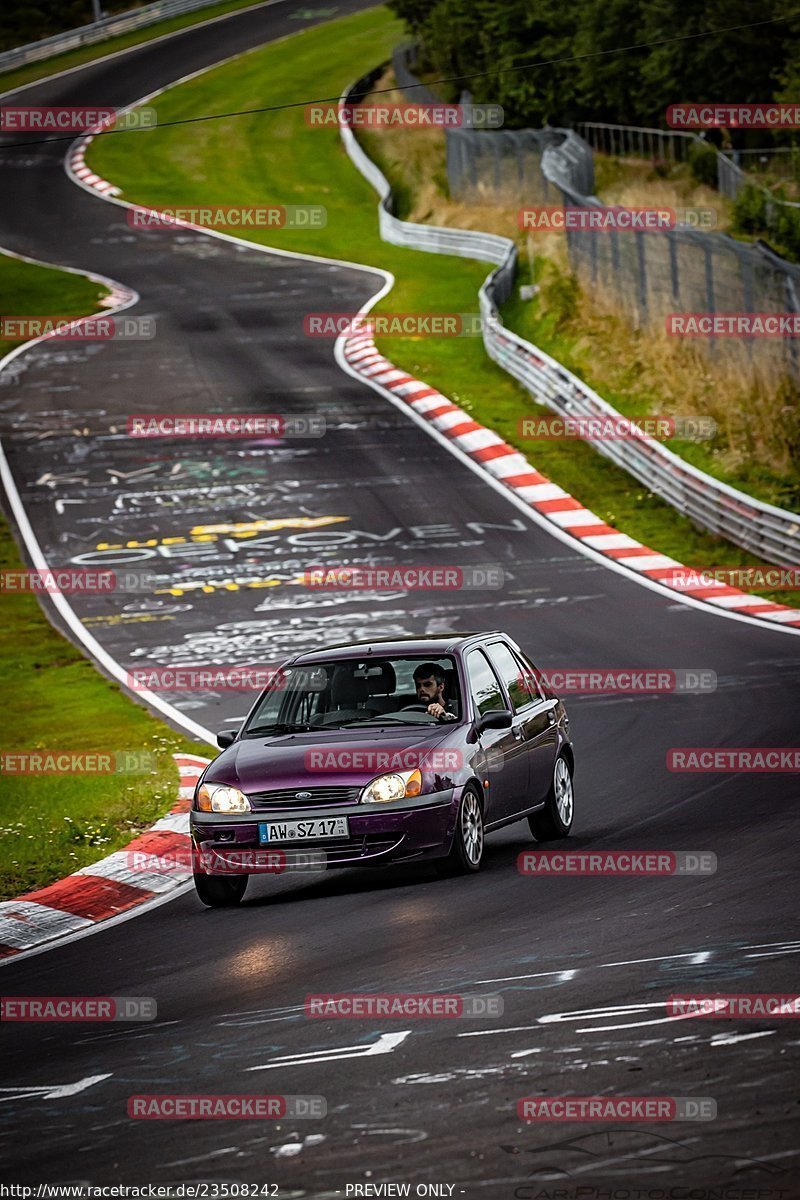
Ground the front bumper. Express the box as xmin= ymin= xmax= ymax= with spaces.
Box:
xmin=190 ymin=789 xmax=458 ymax=872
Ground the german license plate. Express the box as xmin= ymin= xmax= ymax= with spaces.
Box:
xmin=259 ymin=816 xmax=349 ymax=843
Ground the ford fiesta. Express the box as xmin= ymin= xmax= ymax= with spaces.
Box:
xmin=190 ymin=632 xmax=575 ymax=906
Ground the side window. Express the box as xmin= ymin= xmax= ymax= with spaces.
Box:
xmin=466 ymin=649 xmax=506 ymax=716
xmin=511 ymin=647 xmax=544 ymax=703
xmin=487 ymin=641 xmax=538 ymax=711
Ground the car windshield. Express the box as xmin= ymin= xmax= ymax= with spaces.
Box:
xmin=241 ymin=655 xmax=461 ymax=737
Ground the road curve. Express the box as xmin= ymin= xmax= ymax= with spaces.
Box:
xmin=0 ymin=2 xmax=798 ymax=1191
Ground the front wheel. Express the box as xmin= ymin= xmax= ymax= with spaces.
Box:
xmin=438 ymin=786 xmax=484 ymax=875
xmin=528 ymin=755 xmax=574 ymax=841
xmin=193 ymin=871 xmax=248 ymax=907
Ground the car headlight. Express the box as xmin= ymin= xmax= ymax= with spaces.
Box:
xmin=361 ymin=768 xmax=422 ymax=804
xmin=196 ymin=783 xmax=251 ymax=813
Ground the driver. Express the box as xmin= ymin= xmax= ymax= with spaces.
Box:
xmin=412 ymin=663 xmax=458 ymax=723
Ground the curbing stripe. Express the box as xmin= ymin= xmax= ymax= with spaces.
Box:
xmin=0 ymin=753 xmax=209 ymax=960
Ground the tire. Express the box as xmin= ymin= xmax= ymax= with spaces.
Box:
xmin=437 ymin=786 xmax=484 ymax=875
xmin=528 ymin=755 xmax=574 ymax=841
xmin=193 ymin=871 xmax=248 ymax=907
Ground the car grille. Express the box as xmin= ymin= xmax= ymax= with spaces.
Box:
xmin=247 ymin=786 xmax=361 ymax=810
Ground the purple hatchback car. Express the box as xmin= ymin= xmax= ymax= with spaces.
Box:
xmin=190 ymin=632 xmax=574 ymax=906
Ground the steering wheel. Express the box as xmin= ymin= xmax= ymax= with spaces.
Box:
xmin=400 ymin=703 xmax=430 ymax=712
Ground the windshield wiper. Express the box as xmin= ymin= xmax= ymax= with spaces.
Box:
xmin=243 ymin=722 xmax=315 ymax=737
xmin=333 ymin=716 xmax=435 ymax=727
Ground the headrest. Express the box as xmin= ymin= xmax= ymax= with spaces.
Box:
xmin=330 ymin=665 xmax=370 ymax=707
xmin=366 ymin=661 xmax=396 ymax=695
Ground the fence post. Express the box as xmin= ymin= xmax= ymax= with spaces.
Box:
xmin=704 ymin=239 xmax=716 ymax=359
xmin=635 ymin=230 xmax=648 ymax=325
xmin=668 ymin=232 xmax=680 ymax=305
xmin=741 ymin=247 xmax=755 ymax=364
xmin=782 ymin=268 xmax=800 ymax=381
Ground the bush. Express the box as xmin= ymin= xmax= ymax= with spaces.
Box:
xmin=687 ymin=139 xmax=719 ymax=189
xmin=733 ymin=182 xmax=769 ymax=234
xmin=733 ymin=182 xmax=800 ymax=263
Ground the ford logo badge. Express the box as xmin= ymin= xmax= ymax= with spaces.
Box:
xmin=295 ymin=791 xmax=313 ymax=799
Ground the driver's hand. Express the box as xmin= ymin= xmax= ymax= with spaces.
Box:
xmin=426 ymin=702 xmax=446 ymax=718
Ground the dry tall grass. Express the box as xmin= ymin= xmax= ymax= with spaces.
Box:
xmin=357 ymin=75 xmax=800 ymax=498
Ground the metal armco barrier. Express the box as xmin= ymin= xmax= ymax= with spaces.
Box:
xmin=0 ymin=0 xmax=229 ymax=72
xmin=342 ymin=71 xmax=800 ymax=567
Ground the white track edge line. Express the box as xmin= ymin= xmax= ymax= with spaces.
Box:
xmin=0 ymin=0 xmax=288 ymax=100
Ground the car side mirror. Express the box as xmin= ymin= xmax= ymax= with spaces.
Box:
xmin=477 ymin=709 xmax=512 ymax=733
xmin=216 ymin=730 xmax=237 ymax=749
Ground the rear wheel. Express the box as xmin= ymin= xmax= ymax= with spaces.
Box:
xmin=193 ymin=871 xmax=248 ymax=907
xmin=438 ymin=786 xmax=484 ymax=875
xmin=528 ymin=755 xmax=574 ymax=841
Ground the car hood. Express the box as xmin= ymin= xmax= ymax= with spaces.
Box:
xmin=204 ymin=725 xmax=459 ymax=793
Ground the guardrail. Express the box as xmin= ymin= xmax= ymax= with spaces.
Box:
xmin=341 ymin=69 xmax=800 ymax=567
xmin=0 ymin=0 xmax=228 ymax=73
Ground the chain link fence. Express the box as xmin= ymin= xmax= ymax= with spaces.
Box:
xmin=391 ymin=47 xmax=800 ymax=382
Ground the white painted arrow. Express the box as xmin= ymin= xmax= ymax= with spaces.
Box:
xmin=247 ymin=1031 xmax=410 ymax=1071
xmin=0 ymin=1073 xmax=111 ymax=1102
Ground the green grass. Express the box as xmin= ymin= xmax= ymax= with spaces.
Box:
xmin=0 ymin=250 xmax=109 ymax=358
xmin=0 ymin=0 xmax=272 ymax=96
xmin=0 ymin=254 xmax=210 ymax=900
xmin=85 ymin=6 xmax=800 ymax=610
xmin=0 ymin=514 xmax=209 ymax=900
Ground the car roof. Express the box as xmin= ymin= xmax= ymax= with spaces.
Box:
xmin=290 ymin=632 xmax=507 ymax=665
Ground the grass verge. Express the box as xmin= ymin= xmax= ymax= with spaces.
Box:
xmin=0 ymin=250 xmax=110 ymax=358
xmin=85 ymin=6 xmax=800 ymax=608
xmin=0 ymin=0 xmax=271 ymax=96
xmin=0 ymin=513 xmax=209 ymax=900
xmin=0 ymin=255 xmax=209 ymax=900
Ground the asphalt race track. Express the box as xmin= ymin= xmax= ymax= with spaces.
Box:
xmin=1 ymin=2 xmax=799 ymax=1193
